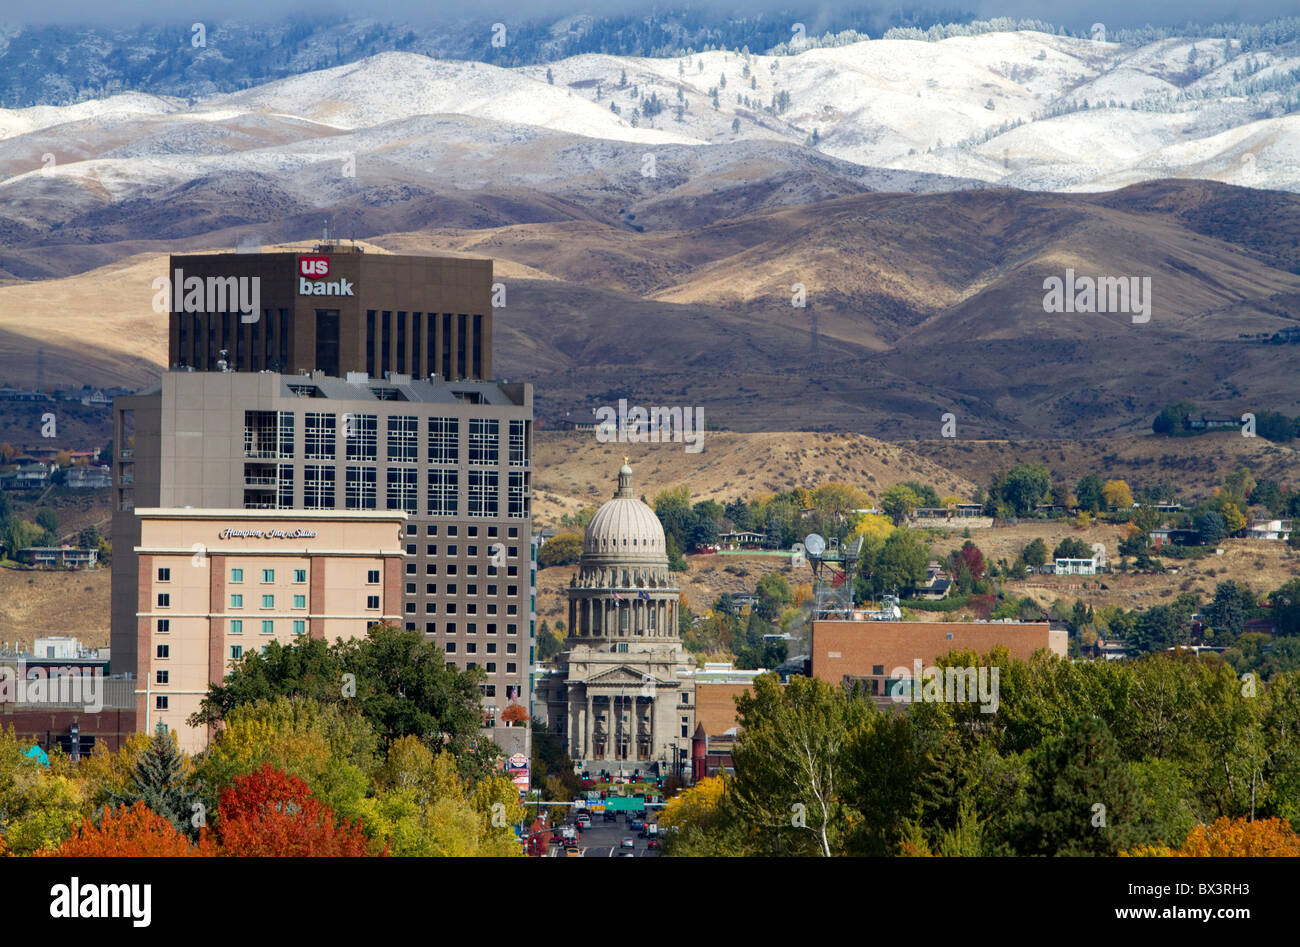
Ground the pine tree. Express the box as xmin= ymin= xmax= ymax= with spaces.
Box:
xmin=108 ymin=722 xmax=205 ymax=840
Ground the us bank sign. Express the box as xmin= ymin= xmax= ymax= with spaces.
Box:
xmin=219 ymin=527 xmax=319 ymax=540
xmin=298 ymin=256 xmax=354 ymax=296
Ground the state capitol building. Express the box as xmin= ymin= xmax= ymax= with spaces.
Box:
xmin=536 ymin=462 xmax=697 ymax=776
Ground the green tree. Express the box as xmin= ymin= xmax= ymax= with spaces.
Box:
xmin=108 ymin=722 xmax=205 ymax=840
xmin=35 ymin=508 xmax=58 ymax=533
xmin=1014 ymin=716 xmax=1147 ymax=855
xmin=339 ymin=626 xmax=485 ymax=751
xmin=874 ymin=529 xmax=929 ymax=596
xmin=538 ymin=533 xmax=582 ymax=568
xmin=1001 ymin=464 xmax=1051 ymax=516
xmin=1053 ymin=537 xmax=1092 ymax=560
xmin=730 ymin=675 xmax=871 ymax=856
xmin=754 ymin=571 xmax=792 ymax=620
xmin=1271 ymin=579 xmax=1300 ymax=638
xmin=880 ymin=484 xmax=922 ymax=525
xmin=1202 ymin=581 xmax=1255 ymax=645
xmin=1075 ymin=474 xmax=1105 ymax=513
xmin=1152 ymin=400 xmax=1195 ymax=436
xmin=536 ymin=620 xmax=565 ymax=661
xmin=1022 ymin=537 xmax=1048 ymax=567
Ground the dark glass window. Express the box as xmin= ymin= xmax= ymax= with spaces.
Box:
xmin=366 ymin=310 xmax=375 ymax=375
xmin=315 ymin=309 xmax=340 ymax=377
xmin=381 ymin=311 xmax=391 ymax=377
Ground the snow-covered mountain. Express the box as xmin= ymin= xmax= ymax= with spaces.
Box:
xmin=0 ymin=30 xmax=1298 ymax=244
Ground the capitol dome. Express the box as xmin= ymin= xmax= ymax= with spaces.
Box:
xmin=582 ymin=462 xmax=667 ymax=563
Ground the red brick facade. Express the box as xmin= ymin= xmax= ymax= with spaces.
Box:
xmin=810 ymin=620 xmax=1065 ymax=691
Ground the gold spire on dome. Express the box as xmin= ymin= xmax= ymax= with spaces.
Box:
xmin=616 ymin=460 xmax=634 ymax=498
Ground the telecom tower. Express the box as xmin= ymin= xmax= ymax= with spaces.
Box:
xmin=802 ymin=533 xmax=863 ymax=620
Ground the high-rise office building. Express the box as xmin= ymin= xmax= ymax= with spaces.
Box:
xmin=113 ymin=246 xmax=533 ymax=754
xmin=167 ymin=246 xmax=493 ymax=381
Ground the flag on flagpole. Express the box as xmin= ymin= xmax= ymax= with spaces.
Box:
xmin=612 ymin=591 xmax=624 ymax=604
xmin=638 ymin=590 xmax=651 ymax=602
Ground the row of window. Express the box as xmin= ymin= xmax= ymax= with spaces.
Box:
xmin=444 ymin=661 xmax=516 ymax=675
xmin=406 ymin=601 xmax=517 ymax=616
xmin=294 ymin=414 xmax=528 ymax=466
xmin=293 ymin=466 xmax=528 ymax=515
xmin=227 ymin=619 xmax=307 ymax=635
xmin=404 ymin=583 xmax=519 ymax=596
xmin=405 ymin=544 xmax=521 ymax=559
xmin=406 ymin=562 xmax=519 ymax=577
xmin=154 ymin=595 xmax=381 ymax=611
xmin=405 ymin=524 xmax=518 ymax=539
xmin=411 ymin=622 xmax=520 ymax=635
xmin=446 ymin=641 xmax=518 ymax=655
xmin=159 ymin=567 xmax=320 ymax=585
xmin=227 ymin=593 xmax=307 ymax=609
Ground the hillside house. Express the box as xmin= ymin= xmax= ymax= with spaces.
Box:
xmin=718 ymin=530 xmax=765 ymax=550
xmin=1148 ymin=527 xmax=1201 ymax=548
xmin=1183 ymin=415 xmax=1238 ymax=431
xmin=16 ymin=546 xmax=99 ymax=568
xmin=1246 ymin=519 xmax=1292 ymax=541
xmin=1 ymin=463 xmax=51 ymax=490
xmin=1054 ymin=552 xmax=1105 ymax=576
xmin=66 ymin=465 xmax=111 ymax=489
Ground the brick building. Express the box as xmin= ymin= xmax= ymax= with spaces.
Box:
xmin=810 ymin=619 xmax=1067 ymax=696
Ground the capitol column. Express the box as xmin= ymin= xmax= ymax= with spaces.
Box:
xmin=585 ymin=693 xmax=594 ymax=760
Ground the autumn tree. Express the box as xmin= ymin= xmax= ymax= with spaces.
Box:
xmin=1102 ymin=479 xmax=1134 ymax=511
xmin=210 ymin=765 xmax=370 ymax=857
xmin=196 ymin=697 xmax=375 ymax=824
xmin=1124 ymin=816 xmax=1300 ymax=856
xmin=50 ymin=802 xmax=197 ymax=857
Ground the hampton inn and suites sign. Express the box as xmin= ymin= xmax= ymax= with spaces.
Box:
xmin=218 ymin=527 xmax=319 ymax=540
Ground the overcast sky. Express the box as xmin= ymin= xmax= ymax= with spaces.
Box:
xmin=5 ymin=1 xmax=1294 ymax=30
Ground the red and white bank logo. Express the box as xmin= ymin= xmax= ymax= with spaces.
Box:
xmin=298 ymin=255 xmax=354 ymax=296
xmin=299 ymin=256 xmax=330 ymax=278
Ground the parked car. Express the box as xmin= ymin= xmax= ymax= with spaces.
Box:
xmin=621 ymin=837 xmax=635 ymax=849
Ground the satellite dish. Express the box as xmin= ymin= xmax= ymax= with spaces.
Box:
xmin=804 ymin=533 xmax=825 ymax=556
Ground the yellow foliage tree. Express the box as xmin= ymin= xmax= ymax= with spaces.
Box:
xmin=75 ymin=731 xmax=154 ymax=810
xmin=1220 ymin=501 xmax=1246 ymax=535
xmin=1102 ymin=479 xmax=1134 ymax=511
xmin=849 ymin=512 xmax=894 ymax=545
xmin=1123 ymin=817 xmax=1300 ymax=857
xmin=660 ymin=776 xmax=728 ymax=832
xmin=792 ymin=582 xmax=813 ymax=607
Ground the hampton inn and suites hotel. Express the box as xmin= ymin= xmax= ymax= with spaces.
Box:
xmin=131 ymin=508 xmax=405 ymax=752
xmin=112 ymin=244 xmax=536 ymax=755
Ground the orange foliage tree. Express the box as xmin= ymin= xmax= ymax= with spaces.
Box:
xmin=1124 ymin=817 xmax=1300 ymax=857
xmin=48 ymin=802 xmax=198 ymax=857
xmin=500 ymin=704 xmax=530 ymax=725
xmin=209 ymin=764 xmax=372 ymax=857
